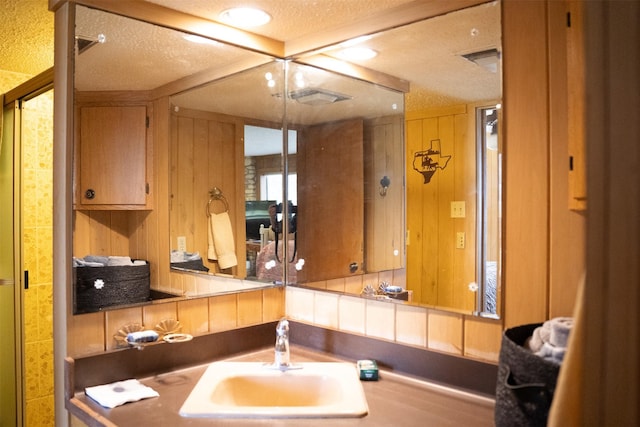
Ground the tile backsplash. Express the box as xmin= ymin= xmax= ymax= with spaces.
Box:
xmin=286 ymin=286 xmax=502 ymax=362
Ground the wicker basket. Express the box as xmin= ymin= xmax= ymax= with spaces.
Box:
xmin=495 ymin=323 xmax=560 ymax=427
xmin=74 ymin=261 xmax=150 ymax=313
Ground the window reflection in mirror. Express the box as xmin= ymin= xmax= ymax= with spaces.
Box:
xmin=477 ymin=105 xmax=501 ymax=316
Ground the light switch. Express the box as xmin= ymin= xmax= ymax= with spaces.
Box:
xmin=451 ymin=201 xmax=466 ymax=218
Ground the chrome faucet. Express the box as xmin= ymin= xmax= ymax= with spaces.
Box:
xmin=274 ymin=318 xmax=290 ymax=369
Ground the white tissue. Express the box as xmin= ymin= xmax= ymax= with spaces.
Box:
xmin=85 ymin=379 xmax=159 ymax=408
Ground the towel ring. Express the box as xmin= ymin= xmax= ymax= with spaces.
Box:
xmin=206 ymin=187 xmax=229 ymax=216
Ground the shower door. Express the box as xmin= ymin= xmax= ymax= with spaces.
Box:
xmin=0 ymin=100 xmax=22 ymax=427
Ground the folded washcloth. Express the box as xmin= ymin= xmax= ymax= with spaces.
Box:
xmin=73 ymin=257 xmax=105 ymax=267
xmin=170 ymin=250 xmax=202 ymax=263
xmin=107 ymin=256 xmax=134 ymax=266
xmin=207 ymin=211 xmax=237 ymax=269
xmin=85 ymin=379 xmax=159 ymax=409
xmin=84 ymin=255 xmax=109 ymax=265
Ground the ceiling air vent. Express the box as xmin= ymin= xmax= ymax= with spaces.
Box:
xmin=289 ymin=88 xmax=352 ymax=106
xmin=461 ymin=48 xmax=500 ymax=73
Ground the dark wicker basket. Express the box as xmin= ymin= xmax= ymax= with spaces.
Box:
xmin=495 ymin=323 xmax=560 ymax=427
xmin=74 ymin=261 xmax=150 ymax=313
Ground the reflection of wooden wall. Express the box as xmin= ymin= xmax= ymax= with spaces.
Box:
xmin=363 ymin=115 xmax=405 ymax=272
xmin=405 ymin=105 xmax=476 ymax=311
xmin=169 ymin=108 xmax=245 ymax=277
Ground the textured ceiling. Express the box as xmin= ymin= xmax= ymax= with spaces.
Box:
xmin=146 ymin=0 xmax=416 ymax=42
xmin=0 ymin=0 xmax=54 ymax=75
xmin=2 ymin=0 xmax=501 ymax=114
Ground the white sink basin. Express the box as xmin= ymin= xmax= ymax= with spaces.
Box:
xmin=179 ymin=362 xmax=369 ymax=418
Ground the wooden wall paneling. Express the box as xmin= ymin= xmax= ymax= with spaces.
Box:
xmin=502 ymin=0 xmax=550 ymax=328
xmin=209 ymin=294 xmax=238 ymax=332
xmin=548 ymin=0 xmax=585 ymax=317
xmin=237 ymin=290 xmax=263 ymax=327
xmin=463 ymin=316 xmax=502 ymax=362
xmin=324 ymin=278 xmax=343 ymax=292
xmin=173 ymin=116 xmax=195 ymax=255
xmin=455 ymin=111 xmax=476 ymax=312
xmin=105 ymin=307 xmax=143 ymax=351
xmin=344 ymin=275 xmax=363 ymax=295
xmin=192 ymin=118 xmax=209 ymax=268
xmin=420 ymin=117 xmax=440 ymax=305
xmin=427 ymin=310 xmax=463 ymax=355
xmin=176 ymin=297 xmax=209 ymax=336
xmin=108 ymin=211 xmax=129 ymax=255
xmin=436 ymin=115 xmax=456 ymax=308
xmin=67 ymin=312 xmax=105 ymax=358
xmin=169 ymin=112 xmax=179 ymax=254
xmin=207 ymin=119 xmax=243 ymax=276
xmin=405 ymin=119 xmax=424 ymax=302
xmin=142 ymin=302 xmax=178 ymax=332
xmin=168 ymin=271 xmax=184 ymax=295
xmin=262 ymin=287 xmax=286 ymax=323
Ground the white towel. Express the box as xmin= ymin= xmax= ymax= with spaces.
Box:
xmin=85 ymin=379 xmax=159 ymax=408
xmin=207 ymin=211 xmax=237 ymax=269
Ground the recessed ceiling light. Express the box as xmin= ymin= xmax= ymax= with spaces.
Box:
xmin=219 ymin=7 xmax=271 ymax=28
xmin=336 ymin=47 xmax=378 ymax=61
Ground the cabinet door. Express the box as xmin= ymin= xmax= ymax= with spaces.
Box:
xmin=567 ymin=1 xmax=586 ymax=210
xmin=79 ymin=106 xmax=148 ymax=207
xmin=297 ymin=119 xmax=364 ymax=282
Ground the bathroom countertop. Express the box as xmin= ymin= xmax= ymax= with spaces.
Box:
xmin=68 ymin=346 xmax=495 ymax=427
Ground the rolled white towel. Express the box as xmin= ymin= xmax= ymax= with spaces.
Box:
xmin=549 ymin=317 xmax=573 ymax=348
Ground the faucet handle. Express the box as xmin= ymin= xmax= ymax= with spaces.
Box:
xmin=276 ymin=318 xmax=289 ymax=336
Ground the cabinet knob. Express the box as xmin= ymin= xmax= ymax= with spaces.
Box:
xmin=84 ymin=189 xmax=96 ymax=200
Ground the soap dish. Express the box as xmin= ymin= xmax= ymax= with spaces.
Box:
xmin=163 ymin=333 xmax=193 ymax=343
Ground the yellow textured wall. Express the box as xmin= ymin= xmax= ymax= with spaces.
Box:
xmin=22 ymin=89 xmax=55 ymax=427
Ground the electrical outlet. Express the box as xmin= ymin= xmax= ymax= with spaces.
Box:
xmin=451 ymin=201 xmax=466 ymax=218
xmin=177 ymin=236 xmax=187 ymax=252
xmin=456 ymin=232 xmax=466 ymax=249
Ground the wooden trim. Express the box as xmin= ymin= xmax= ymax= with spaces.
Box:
xmin=502 ymin=0 xmax=550 ymax=328
xmin=69 ymin=0 xmax=284 ymax=57
xmin=3 ymin=68 xmax=54 ymax=106
xmin=285 ymin=0 xmax=492 ymax=57
xmin=297 ymin=55 xmax=410 ymax=93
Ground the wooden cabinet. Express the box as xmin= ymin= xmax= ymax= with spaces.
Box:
xmin=75 ymin=105 xmax=152 ymax=209
xmin=567 ymin=1 xmax=587 ymax=211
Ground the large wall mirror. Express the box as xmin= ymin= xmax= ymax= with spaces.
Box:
xmin=71 ymin=1 xmax=502 ymax=318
